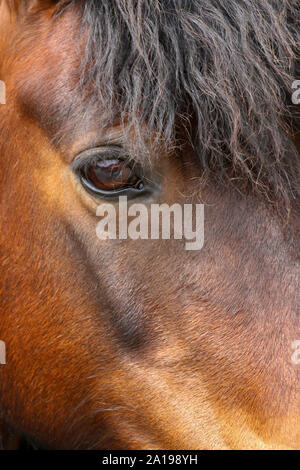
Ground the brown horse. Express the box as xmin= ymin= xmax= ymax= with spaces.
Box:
xmin=0 ymin=0 xmax=299 ymax=450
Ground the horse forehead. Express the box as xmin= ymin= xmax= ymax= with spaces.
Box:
xmin=11 ymin=29 xmax=144 ymax=158
xmin=8 ymin=10 xmax=90 ymax=142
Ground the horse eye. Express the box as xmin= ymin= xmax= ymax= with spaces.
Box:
xmin=76 ymin=155 xmax=145 ymax=198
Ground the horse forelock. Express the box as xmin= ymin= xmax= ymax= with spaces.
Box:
xmin=7 ymin=0 xmax=300 ymax=210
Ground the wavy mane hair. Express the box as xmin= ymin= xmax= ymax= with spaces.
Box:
xmin=9 ymin=0 xmax=300 ymax=209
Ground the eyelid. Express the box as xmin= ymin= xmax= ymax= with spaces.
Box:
xmin=71 ymin=146 xmax=127 ymax=171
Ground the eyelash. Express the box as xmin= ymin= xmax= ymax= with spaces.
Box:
xmin=72 ymin=147 xmax=127 ymax=170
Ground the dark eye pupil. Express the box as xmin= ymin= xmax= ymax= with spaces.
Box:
xmin=81 ymin=159 xmax=144 ymax=192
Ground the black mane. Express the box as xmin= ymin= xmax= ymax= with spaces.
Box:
xmin=18 ymin=1 xmax=300 ymax=207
